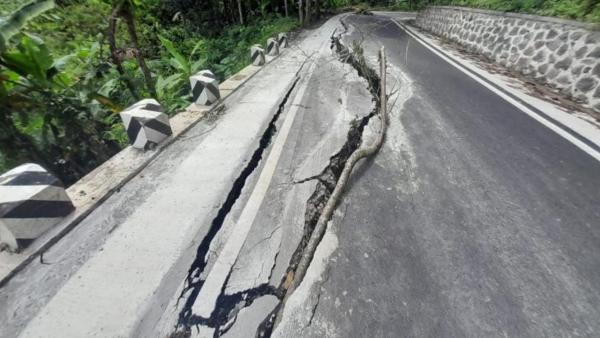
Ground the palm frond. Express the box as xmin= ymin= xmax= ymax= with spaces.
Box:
xmin=0 ymin=0 xmax=55 ymax=53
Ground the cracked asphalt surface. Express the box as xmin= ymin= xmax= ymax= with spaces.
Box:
xmin=2 ymin=13 xmax=600 ymax=338
xmin=274 ymin=14 xmax=600 ymax=338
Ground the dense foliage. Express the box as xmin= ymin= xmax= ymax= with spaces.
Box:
xmin=442 ymin=0 xmax=600 ymax=22
xmin=0 ymin=0 xmax=307 ymax=184
xmin=1 ymin=0 xmax=597 ymax=185
xmin=377 ymin=0 xmax=600 ymax=22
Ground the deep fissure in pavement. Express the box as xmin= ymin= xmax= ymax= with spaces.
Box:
xmin=189 ymin=282 xmax=279 ymax=336
xmin=172 ymin=77 xmax=300 ymax=336
xmin=254 ymin=113 xmax=375 ymax=338
xmin=257 ymin=18 xmax=383 ymax=337
xmin=173 ymin=17 xmax=382 ymax=337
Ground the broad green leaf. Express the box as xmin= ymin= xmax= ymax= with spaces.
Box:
xmin=190 ymin=59 xmax=205 ymax=74
xmin=98 ymin=78 xmax=119 ymax=96
xmin=21 ymin=35 xmax=53 ymax=83
xmin=1 ymin=50 xmax=35 ymax=78
xmin=51 ymin=54 xmax=74 ymax=72
xmin=168 ymin=58 xmax=187 ymax=73
xmin=159 ymin=35 xmax=189 ymax=75
xmin=156 ymin=73 xmax=181 ymax=98
xmin=189 ymin=40 xmax=205 ymax=60
xmin=0 ymin=0 xmax=55 ymax=53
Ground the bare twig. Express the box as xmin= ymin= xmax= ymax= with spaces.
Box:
xmin=107 ymin=1 xmax=139 ymax=101
xmin=287 ymin=46 xmax=387 ymax=296
xmin=122 ymin=2 xmax=156 ymax=97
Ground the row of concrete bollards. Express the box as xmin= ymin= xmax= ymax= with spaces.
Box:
xmin=251 ymin=32 xmax=288 ymax=66
xmin=0 ymin=32 xmax=290 ymax=253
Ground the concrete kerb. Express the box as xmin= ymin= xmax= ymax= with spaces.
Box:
xmin=0 ymin=42 xmax=290 ymax=285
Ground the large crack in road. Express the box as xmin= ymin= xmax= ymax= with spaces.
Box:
xmin=256 ymin=17 xmax=385 ymax=338
xmin=173 ymin=78 xmax=300 ymax=336
xmin=170 ymin=16 xmax=384 ymax=338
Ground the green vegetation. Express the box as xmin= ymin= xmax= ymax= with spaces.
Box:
xmin=3 ymin=0 xmax=595 ymax=185
xmin=438 ymin=0 xmax=599 ymax=22
xmin=371 ymin=0 xmax=600 ymax=23
xmin=0 ymin=0 xmax=313 ymax=184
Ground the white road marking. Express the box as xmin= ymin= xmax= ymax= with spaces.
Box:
xmin=390 ymin=18 xmax=600 ymax=162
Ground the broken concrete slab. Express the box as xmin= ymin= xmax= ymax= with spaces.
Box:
xmin=221 ymin=295 xmax=279 ymax=338
xmin=6 ymin=38 xmax=305 ymax=338
xmin=225 ymin=53 xmax=374 ymax=296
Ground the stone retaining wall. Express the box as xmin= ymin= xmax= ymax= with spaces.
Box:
xmin=415 ymin=6 xmax=600 ymax=112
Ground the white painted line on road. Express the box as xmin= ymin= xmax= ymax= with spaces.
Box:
xmin=192 ymin=56 xmax=321 ymax=318
xmin=391 ymin=19 xmax=600 ymax=163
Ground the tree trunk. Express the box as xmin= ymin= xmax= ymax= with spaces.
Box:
xmin=121 ymin=2 xmax=156 ymax=97
xmin=284 ymin=0 xmax=288 ymax=17
xmin=298 ymin=0 xmax=304 ymax=24
xmin=237 ymin=0 xmax=244 ymax=24
xmin=108 ymin=2 xmax=139 ymax=101
xmin=305 ymin=0 xmax=310 ymax=25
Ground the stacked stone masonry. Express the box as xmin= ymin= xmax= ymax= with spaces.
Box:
xmin=416 ymin=6 xmax=600 ymax=112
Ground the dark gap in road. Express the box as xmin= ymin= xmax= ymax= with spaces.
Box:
xmin=254 ymin=113 xmax=375 ymax=338
xmin=330 ymin=18 xmax=381 ymax=100
xmin=256 ymin=18 xmax=383 ymax=338
xmin=172 ymin=77 xmax=300 ymax=336
xmin=188 ymin=281 xmax=279 ymax=337
xmin=281 ymin=112 xmax=374 ymax=287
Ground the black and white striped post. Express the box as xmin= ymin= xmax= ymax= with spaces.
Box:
xmin=278 ymin=33 xmax=288 ymax=48
xmin=190 ymin=70 xmax=220 ymax=106
xmin=0 ymin=163 xmax=74 ymax=252
xmin=266 ymin=37 xmax=279 ymax=56
xmin=250 ymin=44 xmax=265 ymax=66
xmin=120 ymin=98 xmax=173 ymax=150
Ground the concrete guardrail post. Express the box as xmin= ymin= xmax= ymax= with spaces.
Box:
xmin=120 ymin=98 xmax=173 ymax=150
xmin=278 ymin=33 xmax=288 ymax=48
xmin=0 ymin=163 xmax=74 ymax=252
xmin=250 ymin=44 xmax=266 ymax=66
xmin=266 ymin=37 xmax=279 ymax=56
xmin=190 ymin=70 xmax=221 ymax=106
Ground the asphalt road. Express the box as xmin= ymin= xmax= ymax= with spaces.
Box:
xmin=275 ymin=14 xmax=600 ymax=337
xmin=3 ymin=13 xmax=600 ymax=338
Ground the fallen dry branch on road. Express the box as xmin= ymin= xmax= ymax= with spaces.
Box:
xmin=256 ymin=40 xmax=390 ymax=337
xmin=289 ymin=45 xmax=388 ymax=295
